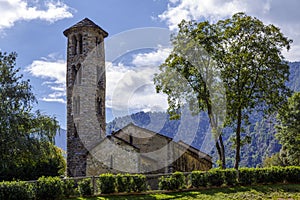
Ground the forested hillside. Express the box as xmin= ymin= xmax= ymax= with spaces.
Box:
xmin=106 ymin=62 xmax=300 ymax=167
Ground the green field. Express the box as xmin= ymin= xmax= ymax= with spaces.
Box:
xmin=69 ymin=184 xmax=300 ymax=200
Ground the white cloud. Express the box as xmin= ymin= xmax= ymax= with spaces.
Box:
xmin=159 ymin=0 xmax=300 ymax=61
xmin=26 ymin=55 xmax=66 ymax=103
xmin=106 ymin=56 xmax=169 ymax=118
xmin=106 ymin=47 xmax=171 ymax=117
xmin=132 ymin=47 xmax=171 ymax=67
xmin=0 ymin=0 xmax=73 ymax=30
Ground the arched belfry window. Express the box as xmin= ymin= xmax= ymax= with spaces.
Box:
xmin=78 ymin=34 xmax=83 ymax=54
xmin=71 ymin=35 xmax=77 ymax=55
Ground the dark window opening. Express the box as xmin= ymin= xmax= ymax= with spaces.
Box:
xmin=77 ymin=63 xmax=82 ymax=85
xmin=74 ymin=123 xmax=79 ymax=138
xmin=129 ymin=134 xmax=133 ymax=145
xmin=72 ymin=65 xmax=78 ymax=85
xmin=71 ymin=35 xmax=77 ymax=55
xmin=78 ymin=34 xmax=83 ymax=54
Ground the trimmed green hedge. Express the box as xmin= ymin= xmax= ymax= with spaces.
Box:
xmin=78 ymin=178 xmax=93 ymax=196
xmin=115 ymin=173 xmax=148 ymax=193
xmin=115 ymin=173 xmax=131 ymax=192
xmin=98 ymin=174 xmax=115 ymax=194
xmin=0 ymin=166 xmax=299 ymax=198
xmin=36 ymin=176 xmax=64 ymax=200
xmin=0 ymin=181 xmax=35 ymax=200
xmin=159 ymin=171 xmax=185 ymax=190
xmin=190 ymin=166 xmax=300 ymax=189
xmin=131 ymin=174 xmax=148 ymax=192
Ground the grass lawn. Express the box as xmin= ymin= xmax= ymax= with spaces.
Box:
xmin=68 ymin=184 xmax=300 ymax=200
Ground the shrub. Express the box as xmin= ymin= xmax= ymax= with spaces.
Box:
xmin=238 ymin=168 xmax=256 ymax=185
xmin=115 ymin=174 xmax=131 ymax=192
xmin=206 ymin=169 xmax=224 ymax=187
xmin=222 ymin=168 xmax=238 ymax=186
xmin=36 ymin=176 xmax=64 ymax=200
xmin=98 ymin=174 xmax=115 ymax=194
xmin=63 ymin=178 xmax=78 ymax=197
xmin=190 ymin=171 xmax=207 ymax=188
xmin=159 ymin=172 xmax=185 ymax=190
xmin=283 ymin=166 xmax=300 ymax=183
xmin=158 ymin=176 xmax=171 ymax=190
xmin=78 ymin=178 xmax=92 ymax=196
xmin=131 ymin=174 xmax=147 ymax=192
xmin=0 ymin=181 xmax=35 ymax=200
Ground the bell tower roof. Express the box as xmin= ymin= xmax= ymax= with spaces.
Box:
xmin=63 ymin=18 xmax=108 ymax=38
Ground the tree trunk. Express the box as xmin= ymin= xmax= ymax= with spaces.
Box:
xmin=219 ymin=134 xmax=226 ymax=169
xmin=234 ymin=108 xmax=242 ymax=170
xmin=215 ymin=139 xmax=222 ymax=168
xmin=206 ymin=101 xmax=226 ymax=169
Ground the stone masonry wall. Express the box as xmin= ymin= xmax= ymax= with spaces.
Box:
xmin=65 ymin=22 xmax=107 ymax=177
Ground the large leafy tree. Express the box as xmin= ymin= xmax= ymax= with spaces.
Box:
xmin=155 ymin=13 xmax=292 ymax=169
xmin=0 ymin=52 xmax=65 ymax=180
xmin=154 ymin=21 xmax=227 ymax=168
xmin=213 ymin=13 xmax=292 ymax=169
xmin=276 ymin=92 xmax=300 ymax=166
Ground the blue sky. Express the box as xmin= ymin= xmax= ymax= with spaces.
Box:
xmin=0 ymin=0 xmax=300 ymax=129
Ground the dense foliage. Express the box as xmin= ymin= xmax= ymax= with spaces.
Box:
xmin=159 ymin=171 xmax=185 ymax=190
xmin=276 ymin=92 xmax=300 ymax=165
xmin=0 ymin=52 xmax=65 ymax=180
xmin=154 ymin=13 xmax=292 ymax=169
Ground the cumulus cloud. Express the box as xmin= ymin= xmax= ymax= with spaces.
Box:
xmin=106 ymin=41 xmax=172 ymax=117
xmin=26 ymin=54 xmax=66 ymax=103
xmin=132 ymin=47 xmax=171 ymax=67
xmin=0 ymin=0 xmax=73 ymax=30
xmin=159 ymin=0 xmax=300 ymax=61
xmin=106 ymin=58 xmax=169 ymax=118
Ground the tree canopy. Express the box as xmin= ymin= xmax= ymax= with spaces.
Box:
xmin=276 ymin=92 xmax=300 ymax=166
xmin=0 ymin=52 xmax=65 ymax=180
xmin=154 ymin=13 xmax=292 ymax=169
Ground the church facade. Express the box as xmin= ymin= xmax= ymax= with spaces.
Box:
xmin=64 ymin=18 xmax=212 ymax=177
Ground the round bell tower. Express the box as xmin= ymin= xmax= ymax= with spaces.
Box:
xmin=64 ymin=18 xmax=108 ymax=177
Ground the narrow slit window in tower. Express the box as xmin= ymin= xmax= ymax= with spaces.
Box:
xmin=129 ymin=134 xmax=133 ymax=145
xmin=74 ymin=123 xmax=79 ymax=138
xmin=78 ymin=34 xmax=83 ymax=54
xmin=71 ymin=35 xmax=77 ymax=55
xmin=72 ymin=65 xmax=77 ymax=85
xmin=77 ymin=64 xmax=82 ymax=85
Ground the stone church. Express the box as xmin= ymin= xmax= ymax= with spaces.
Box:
xmin=63 ymin=18 xmax=212 ymax=177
